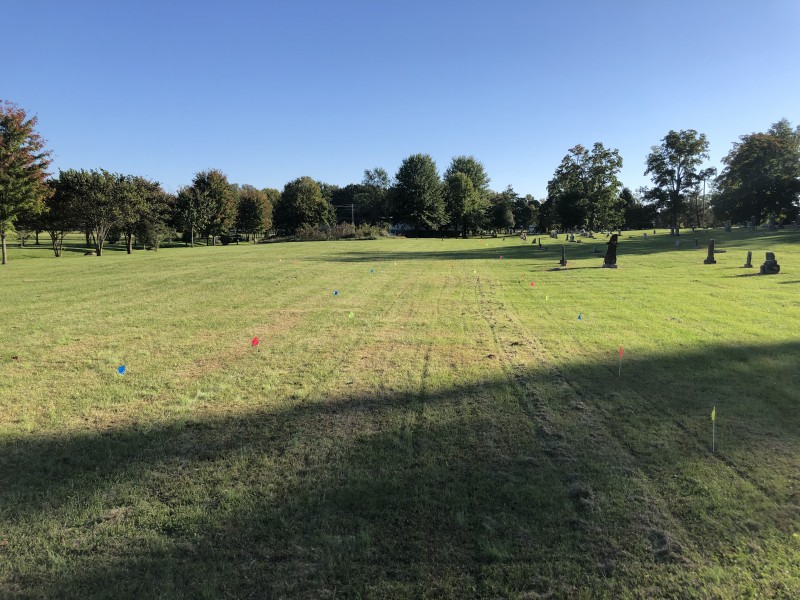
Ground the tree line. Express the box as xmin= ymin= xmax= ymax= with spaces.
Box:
xmin=1 ymin=99 xmax=798 ymax=264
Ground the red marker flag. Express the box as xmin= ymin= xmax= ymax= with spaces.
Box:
xmin=251 ymin=336 xmax=260 ymax=348
xmin=619 ymin=345 xmax=623 ymax=357
xmin=530 ymin=281 xmax=535 ymax=287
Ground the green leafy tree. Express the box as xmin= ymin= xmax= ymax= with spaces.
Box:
xmin=236 ymin=185 xmax=272 ymax=240
xmin=645 ymin=130 xmax=710 ymax=233
xmin=175 ymin=185 xmax=211 ymax=247
xmin=444 ymin=172 xmax=479 ymax=237
xmin=42 ymin=175 xmax=80 ymax=256
xmin=714 ymin=119 xmax=800 ymax=224
xmin=443 ymin=157 xmax=491 ymax=234
xmin=64 ymin=169 xmax=119 ymax=256
xmin=115 ymin=175 xmax=166 ymax=253
xmin=392 ymin=154 xmax=445 ymax=231
xmin=354 ymin=167 xmax=391 ymax=224
xmin=134 ymin=188 xmax=174 ymax=251
xmin=547 ymin=143 xmax=623 ymax=230
xmin=0 ymin=101 xmax=52 ymax=264
xmin=621 ymin=187 xmax=657 ymax=230
xmin=191 ymin=170 xmax=237 ymax=245
xmin=444 ymin=156 xmax=491 ymax=200
xmin=490 ymin=186 xmax=517 ymax=232
xmin=317 ymin=182 xmax=339 ymax=205
xmin=273 ymin=176 xmax=335 ymax=235
xmin=513 ymin=195 xmax=539 ymax=231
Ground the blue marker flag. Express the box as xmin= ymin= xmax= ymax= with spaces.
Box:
xmin=333 ymin=290 xmax=339 ymax=296
xmin=578 ymin=313 xmax=583 ymax=321
xmin=118 ymin=365 xmax=126 ymax=375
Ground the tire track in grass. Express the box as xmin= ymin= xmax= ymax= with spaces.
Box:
xmin=475 ymin=275 xmax=706 ymax=571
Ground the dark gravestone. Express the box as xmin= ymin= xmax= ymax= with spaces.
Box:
xmin=704 ymin=240 xmax=717 ymax=264
xmin=602 ymin=234 xmax=618 ymax=268
xmin=724 ymin=220 xmax=732 ymax=232
xmin=560 ymin=246 xmax=567 ymax=267
xmin=743 ymin=251 xmax=753 ymax=268
xmin=759 ymin=252 xmax=780 ymax=275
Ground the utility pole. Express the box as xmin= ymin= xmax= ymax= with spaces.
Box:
xmin=331 ymin=204 xmax=355 ymax=226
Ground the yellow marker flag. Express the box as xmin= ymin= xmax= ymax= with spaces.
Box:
xmin=711 ymin=406 xmax=716 ymax=422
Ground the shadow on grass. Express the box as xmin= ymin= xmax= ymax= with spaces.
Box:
xmin=296 ymin=230 xmax=799 ymax=265
xmin=2 ymin=341 xmax=799 ymax=597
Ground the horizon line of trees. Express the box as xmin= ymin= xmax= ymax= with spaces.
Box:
xmin=2 ymin=98 xmax=799 ymax=264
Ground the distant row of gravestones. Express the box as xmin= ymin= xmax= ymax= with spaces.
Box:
xmin=536 ymin=234 xmax=781 ymax=275
xmin=704 ymin=242 xmax=780 ymax=274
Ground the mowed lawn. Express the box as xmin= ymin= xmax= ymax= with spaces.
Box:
xmin=1 ymin=230 xmax=799 ymax=599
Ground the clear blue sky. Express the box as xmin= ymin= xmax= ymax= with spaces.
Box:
xmin=5 ymin=0 xmax=799 ymax=198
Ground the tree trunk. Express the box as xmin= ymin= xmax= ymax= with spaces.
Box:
xmin=85 ymin=229 xmax=92 ymax=248
xmin=190 ymin=228 xmax=194 ymax=247
xmin=126 ymin=233 xmax=133 ymax=254
xmin=96 ymin=233 xmax=103 ymax=257
xmin=1 ymin=231 xmax=7 ymax=265
xmin=35 ymin=230 xmax=40 ymax=245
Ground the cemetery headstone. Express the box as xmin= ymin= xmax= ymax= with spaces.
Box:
xmin=560 ymin=246 xmax=567 ymax=267
xmin=703 ymin=240 xmax=717 ymax=264
xmin=602 ymin=234 xmax=618 ymax=268
xmin=759 ymin=252 xmax=780 ymax=275
xmin=743 ymin=251 xmax=753 ymax=268
xmin=724 ymin=220 xmax=732 ymax=232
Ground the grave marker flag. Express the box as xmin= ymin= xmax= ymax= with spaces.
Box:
xmin=333 ymin=290 xmax=339 ymax=296
xmin=578 ymin=312 xmax=583 ymax=321
xmin=252 ymin=336 xmax=260 ymax=348
xmin=117 ymin=365 xmax=126 ymax=376
xmin=711 ymin=406 xmax=716 ymax=452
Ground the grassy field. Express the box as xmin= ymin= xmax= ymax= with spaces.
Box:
xmin=1 ymin=229 xmax=799 ymax=598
